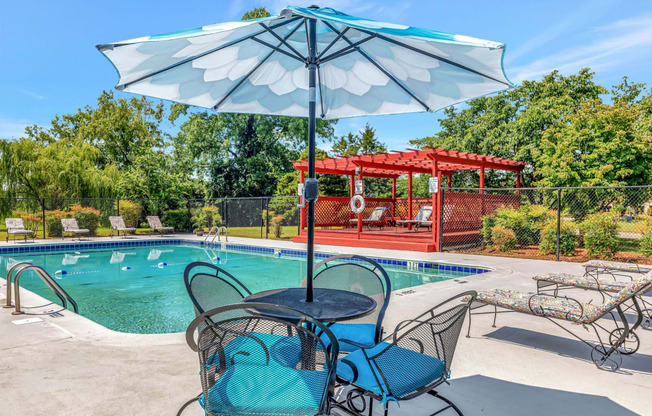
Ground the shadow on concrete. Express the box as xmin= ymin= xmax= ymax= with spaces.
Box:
xmin=484 ymin=326 xmax=652 ymax=374
xmin=436 ymin=375 xmax=642 ymax=416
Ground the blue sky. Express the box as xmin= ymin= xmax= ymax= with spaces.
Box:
xmin=1 ymin=0 xmax=651 ymax=150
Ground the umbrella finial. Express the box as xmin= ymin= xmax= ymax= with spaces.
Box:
xmin=308 ymin=4 xmax=320 ymax=9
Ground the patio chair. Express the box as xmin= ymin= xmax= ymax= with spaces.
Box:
xmin=583 ymin=259 xmax=652 ymax=280
xmin=396 ymin=206 xmax=432 ymax=231
xmin=108 ymin=216 xmax=136 ymax=238
xmin=467 ymin=271 xmax=652 ymax=371
xmin=182 ymin=303 xmax=339 ymax=416
xmin=5 ymin=218 xmax=34 ymax=243
xmin=349 ymin=207 xmax=388 ymax=230
xmin=332 ymin=291 xmax=475 ymax=416
xmin=61 ymin=218 xmax=90 ymax=240
xmin=308 ymin=254 xmax=391 ymax=353
xmin=146 ymin=215 xmax=175 ymax=235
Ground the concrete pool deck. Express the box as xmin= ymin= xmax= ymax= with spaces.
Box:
xmin=1 ymin=235 xmax=650 ymax=415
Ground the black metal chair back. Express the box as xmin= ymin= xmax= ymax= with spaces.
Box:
xmin=185 ymin=303 xmax=340 ymax=416
xmin=311 ymin=254 xmax=391 ymax=344
xmin=184 ymin=261 xmax=251 ymax=319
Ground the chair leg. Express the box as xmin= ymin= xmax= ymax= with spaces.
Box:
xmin=427 ymin=391 xmax=464 ymax=416
xmin=176 ymin=393 xmax=202 ymax=416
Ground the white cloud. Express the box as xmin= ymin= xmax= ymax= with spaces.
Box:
xmin=508 ymin=14 xmax=652 ymax=83
xmin=0 ymin=117 xmax=35 ymax=139
xmin=21 ymin=90 xmax=46 ymax=100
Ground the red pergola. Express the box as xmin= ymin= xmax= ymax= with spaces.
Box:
xmin=292 ymin=147 xmax=526 ymax=252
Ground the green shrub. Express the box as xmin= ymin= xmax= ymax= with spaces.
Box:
xmin=268 ymin=197 xmax=298 ymax=226
xmin=202 ymin=206 xmax=222 ymax=227
xmin=640 ymin=221 xmax=652 ymax=256
xmin=481 ymin=215 xmax=495 ymax=248
xmin=270 ymin=214 xmax=284 ymax=239
xmin=490 ymin=225 xmax=516 ymax=252
xmin=581 ymin=212 xmax=619 ymax=259
xmin=12 ymin=210 xmax=42 ymax=233
xmin=69 ymin=205 xmax=100 ymax=235
xmin=162 ymin=209 xmax=190 ymax=231
xmin=118 ymin=200 xmax=142 ymax=228
xmin=45 ymin=210 xmax=68 ymax=237
xmin=485 ymin=205 xmax=554 ymax=246
xmin=540 ymin=221 xmax=577 ymax=256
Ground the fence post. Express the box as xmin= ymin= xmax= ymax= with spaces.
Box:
xmin=117 ymin=198 xmax=120 ymax=216
xmin=556 ymin=188 xmax=561 ymax=261
xmin=266 ymin=198 xmax=270 ymax=239
xmin=186 ymin=199 xmax=192 ymax=233
xmin=260 ymin=198 xmax=264 ymax=239
xmin=41 ymin=198 xmax=46 ymax=239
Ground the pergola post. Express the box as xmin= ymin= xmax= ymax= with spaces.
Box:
xmin=447 ymin=173 xmax=452 ymax=189
xmin=357 ymin=169 xmax=363 ymax=239
xmin=516 ymin=171 xmax=521 ymax=197
xmin=479 ymin=166 xmax=485 ymax=195
xmin=431 ymin=159 xmax=440 ymax=251
xmin=299 ymin=170 xmax=306 ymax=233
xmin=392 ymin=177 xmax=397 ymax=217
xmin=407 ymin=171 xmax=413 ymax=230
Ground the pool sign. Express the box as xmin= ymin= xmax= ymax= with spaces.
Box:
xmin=355 ymin=180 xmax=364 ymax=195
xmin=429 ymin=177 xmax=439 ymax=193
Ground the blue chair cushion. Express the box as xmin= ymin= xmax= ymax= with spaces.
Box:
xmin=320 ymin=323 xmax=377 ymax=352
xmin=336 ymin=342 xmax=446 ymax=397
xmin=207 ymin=364 xmax=328 ymax=415
xmin=206 ymin=332 xmax=302 ymax=369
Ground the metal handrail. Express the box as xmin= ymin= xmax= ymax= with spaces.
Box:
xmin=214 ymin=226 xmax=228 ymax=242
xmin=4 ymin=261 xmax=33 ymax=308
xmin=203 ymin=226 xmax=219 ymax=244
xmin=12 ymin=265 xmax=79 ymax=315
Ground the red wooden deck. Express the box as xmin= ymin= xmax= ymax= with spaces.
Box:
xmin=292 ymin=227 xmax=480 ymax=252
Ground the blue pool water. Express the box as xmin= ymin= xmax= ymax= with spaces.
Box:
xmin=1 ymin=242 xmax=486 ymax=334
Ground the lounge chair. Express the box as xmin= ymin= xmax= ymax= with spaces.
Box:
xmin=61 ymin=218 xmax=90 ymax=240
xmin=332 ymin=291 xmax=475 ymax=416
xmin=108 ymin=216 xmax=136 ymax=238
xmin=583 ymin=259 xmax=652 ymax=279
xmin=182 ymin=302 xmax=339 ymax=416
xmin=468 ymin=271 xmax=652 ymax=371
xmin=5 ymin=218 xmax=34 ymax=243
xmin=349 ymin=207 xmax=388 ymax=229
xmin=146 ymin=215 xmax=174 ymax=235
xmin=308 ymin=254 xmax=391 ymax=353
xmin=396 ymin=205 xmax=432 ymax=231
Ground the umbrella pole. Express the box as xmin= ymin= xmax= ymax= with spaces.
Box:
xmin=305 ymin=15 xmax=318 ymax=303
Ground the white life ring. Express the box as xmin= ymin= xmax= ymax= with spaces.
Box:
xmin=350 ymin=195 xmax=365 ymax=214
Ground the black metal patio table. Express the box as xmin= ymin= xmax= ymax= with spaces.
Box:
xmin=243 ymin=287 xmax=377 ymax=322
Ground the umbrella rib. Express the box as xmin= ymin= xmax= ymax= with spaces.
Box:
xmin=251 ymin=37 xmax=304 ymax=63
xmin=353 ymin=27 xmax=512 ymax=88
xmin=114 ymin=16 xmax=302 ymax=90
xmin=258 ymin=22 xmax=307 ymax=62
xmin=317 ymin=66 xmax=325 ymax=118
xmin=320 ymin=21 xmax=430 ymax=112
xmin=317 ymin=26 xmax=350 ymax=60
xmin=319 ymin=34 xmax=377 ymax=63
xmin=212 ymin=20 xmax=304 ymax=111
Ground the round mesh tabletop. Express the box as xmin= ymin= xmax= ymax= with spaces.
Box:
xmin=243 ymin=287 xmax=377 ymax=322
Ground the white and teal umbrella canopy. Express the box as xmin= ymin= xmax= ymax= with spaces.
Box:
xmin=97 ymin=6 xmax=513 ymax=119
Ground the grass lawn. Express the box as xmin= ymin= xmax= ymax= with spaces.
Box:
xmin=617 ymin=220 xmax=648 ymax=234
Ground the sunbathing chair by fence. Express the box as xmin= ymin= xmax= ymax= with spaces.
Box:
xmin=108 ymin=216 xmax=136 ymax=238
xmin=332 ymin=291 xmax=475 ymax=416
xmin=583 ymin=259 xmax=652 ymax=280
xmin=308 ymin=254 xmax=391 ymax=353
xmin=349 ymin=207 xmax=388 ymax=229
xmin=396 ymin=206 xmax=432 ymax=231
xmin=468 ymin=272 xmax=652 ymax=371
xmin=146 ymin=216 xmax=175 ymax=235
xmin=182 ymin=303 xmax=339 ymax=416
xmin=61 ymin=218 xmax=90 ymax=240
xmin=5 ymin=218 xmax=34 ymax=243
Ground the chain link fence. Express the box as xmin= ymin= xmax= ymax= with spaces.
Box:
xmin=442 ymin=185 xmax=652 ymax=262
xmin=0 ymin=196 xmax=299 ymax=241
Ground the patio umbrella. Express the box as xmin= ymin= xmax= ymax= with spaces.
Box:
xmin=97 ymin=5 xmax=513 ymax=302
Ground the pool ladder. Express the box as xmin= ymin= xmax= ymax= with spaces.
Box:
xmin=203 ymin=226 xmax=228 ymax=244
xmin=3 ymin=262 xmax=79 ymax=315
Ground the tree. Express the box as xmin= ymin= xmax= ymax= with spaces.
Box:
xmin=242 ymin=7 xmax=270 ymax=20
xmin=410 ymin=69 xmax=607 ymax=188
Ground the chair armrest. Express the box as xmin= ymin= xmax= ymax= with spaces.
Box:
xmin=338 ymin=338 xmax=377 ymax=349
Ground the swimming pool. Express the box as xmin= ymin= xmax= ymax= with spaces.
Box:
xmin=1 ymin=240 xmax=489 ymax=333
